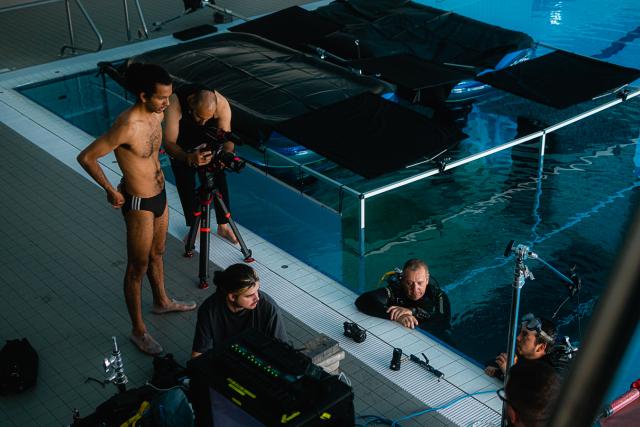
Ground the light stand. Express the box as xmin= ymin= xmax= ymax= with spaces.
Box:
xmin=103 ymin=336 xmax=128 ymax=393
xmin=501 ymin=240 xmax=581 ymax=426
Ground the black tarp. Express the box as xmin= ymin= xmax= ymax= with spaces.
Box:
xmin=348 ymin=54 xmax=476 ymax=105
xmin=275 ymin=92 xmax=467 ymax=178
xmin=229 ymin=6 xmax=340 ymax=48
xmin=127 ymin=32 xmax=393 ymax=144
xmin=230 ymin=2 xmax=532 ymax=69
xmin=477 ymin=50 xmax=640 ymax=109
xmin=312 ymin=0 xmax=533 ymax=69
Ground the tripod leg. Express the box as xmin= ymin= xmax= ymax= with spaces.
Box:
xmin=184 ymin=211 xmax=201 ymax=257
xmin=198 ymin=196 xmax=212 ymax=289
xmin=214 ymin=191 xmax=254 ymax=262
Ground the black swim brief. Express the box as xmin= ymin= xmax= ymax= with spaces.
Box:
xmin=121 ymin=186 xmax=167 ymax=218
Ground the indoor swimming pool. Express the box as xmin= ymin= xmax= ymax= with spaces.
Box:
xmin=16 ymin=0 xmax=640 ymax=372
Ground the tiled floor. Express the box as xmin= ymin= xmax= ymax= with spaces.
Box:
xmin=0 ymin=1 xmax=503 ymax=425
xmin=0 ymin=112 xmax=464 ymax=427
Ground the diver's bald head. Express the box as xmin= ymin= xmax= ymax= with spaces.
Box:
xmin=188 ymin=89 xmax=217 ymax=125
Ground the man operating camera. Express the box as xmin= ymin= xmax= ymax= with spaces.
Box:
xmin=163 ymin=84 xmax=238 ymax=243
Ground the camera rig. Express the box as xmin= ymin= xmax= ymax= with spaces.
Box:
xmin=199 ymin=126 xmax=246 ymax=173
xmin=184 ymin=126 xmax=254 ymax=289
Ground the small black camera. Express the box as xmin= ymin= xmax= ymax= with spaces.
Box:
xmin=343 ymin=322 xmax=367 ymax=343
xmin=200 ymin=127 xmax=246 ymax=173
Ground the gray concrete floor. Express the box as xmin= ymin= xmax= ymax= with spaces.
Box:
xmin=0 ymin=77 xmax=453 ymax=427
xmin=1 ymin=1 xmax=458 ymax=424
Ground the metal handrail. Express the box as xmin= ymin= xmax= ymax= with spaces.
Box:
xmin=123 ymin=0 xmax=149 ymax=41
xmin=59 ymin=0 xmax=103 ymax=56
xmin=363 ymin=88 xmax=640 ymax=200
xmin=354 ymin=87 xmax=640 ymax=255
xmin=254 ymin=87 xmax=640 ymax=256
xmin=0 ymin=0 xmax=151 ymax=56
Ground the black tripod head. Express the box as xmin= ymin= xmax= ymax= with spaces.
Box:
xmin=200 ymin=126 xmax=246 ymax=173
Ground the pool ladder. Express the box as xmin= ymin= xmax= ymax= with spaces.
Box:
xmin=0 ymin=0 xmax=149 ymax=57
xmin=60 ymin=0 xmax=150 ymax=56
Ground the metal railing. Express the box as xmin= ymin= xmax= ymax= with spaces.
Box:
xmin=354 ymin=88 xmax=640 ymax=255
xmin=122 ymin=0 xmax=149 ymax=41
xmin=0 ymin=0 xmax=150 ymax=56
xmin=60 ymin=0 xmax=103 ymax=55
xmin=247 ymin=87 xmax=640 ymax=257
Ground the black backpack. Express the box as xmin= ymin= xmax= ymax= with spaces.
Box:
xmin=0 ymin=338 xmax=39 ymax=394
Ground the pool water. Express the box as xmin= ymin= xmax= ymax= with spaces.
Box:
xmin=17 ymin=0 xmax=640 ymax=372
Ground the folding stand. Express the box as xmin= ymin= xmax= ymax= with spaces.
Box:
xmin=184 ymin=166 xmax=254 ymax=290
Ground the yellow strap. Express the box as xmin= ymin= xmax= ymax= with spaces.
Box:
xmin=379 ymin=271 xmax=396 ymax=284
xmin=119 ymin=401 xmax=150 ymax=427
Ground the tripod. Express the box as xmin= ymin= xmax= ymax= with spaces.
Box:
xmin=184 ymin=165 xmax=254 ymax=289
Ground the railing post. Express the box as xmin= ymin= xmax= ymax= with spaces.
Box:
xmin=358 ymin=195 xmax=366 ymax=256
xmin=133 ymin=0 xmax=149 ymax=39
xmin=123 ymin=0 xmax=132 ymax=41
xmin=63 ymin=0 xmax=75 ymax=54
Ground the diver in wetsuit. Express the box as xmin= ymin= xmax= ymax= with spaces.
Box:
xmin=355 ymin=259 xmax=451 ymax=333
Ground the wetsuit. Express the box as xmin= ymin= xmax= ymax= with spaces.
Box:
xmin=486 ymin=351 xmax=570 ymax=381
xmin=355 ymin=273 xmax=452 ymax=333
xmin=170 ymin=84 xmax=231 ymax=227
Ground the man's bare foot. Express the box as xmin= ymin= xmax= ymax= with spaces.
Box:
xmin=152 ymin=298 xmax=197 ymax=314
xmin=217 ymin=224 xmax=238 ymax=244
xmin=130 ymin=332 xmax=163 ymax=355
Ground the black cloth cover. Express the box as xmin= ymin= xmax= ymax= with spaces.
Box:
xmin=128 ymin=32 xmax=393 ymax=145
xmin=173 ymin=24 xmax=217 ymax=41
xmin=313 ymin=0 xmax=533 ymax=68
xmin=348 ymin=54 xmax=477 ymax=105
xmin=275 ymin=92 xmax=467 ymax=178
xmin=348 ymin=54 xmax=476 ymax=91
xmin=477 ymin=50 xmax=640 ymax=109
xmin=229 ymin=6 xmax=340 ymax=47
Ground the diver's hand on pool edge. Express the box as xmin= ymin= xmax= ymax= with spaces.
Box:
xmin=387 ymin=305 xmax=412 ymax=321
xmin=397 ymin=314 xmax=418 ymax=329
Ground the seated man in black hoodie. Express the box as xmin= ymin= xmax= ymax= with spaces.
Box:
xmin=191 ymin=264 xmax=288 ymax=358
xmin=355 ymin=259 xmax=451 ymax=332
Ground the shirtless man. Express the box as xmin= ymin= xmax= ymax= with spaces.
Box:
xmin=77 ymin=63 xmax=196 ymax=355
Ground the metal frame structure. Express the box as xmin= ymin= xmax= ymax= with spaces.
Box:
xmin=255 ymin=87 xmax=640 ymax=257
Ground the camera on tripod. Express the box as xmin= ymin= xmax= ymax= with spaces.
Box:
xmin=184 ymin=124 xmax=254 ymax=288
xmin=200 ymin=126 xmax=246 ymax=173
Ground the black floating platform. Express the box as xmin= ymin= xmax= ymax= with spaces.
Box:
xmin=477 ymin=50 xmax=640 ymax=109
xmin=349 ymin=54 xmax=477 ymax=105
xmin=229 ymin=6 xmax=340 ymax=47
xmin=274 ymin=92 xmax=467 ymax=179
